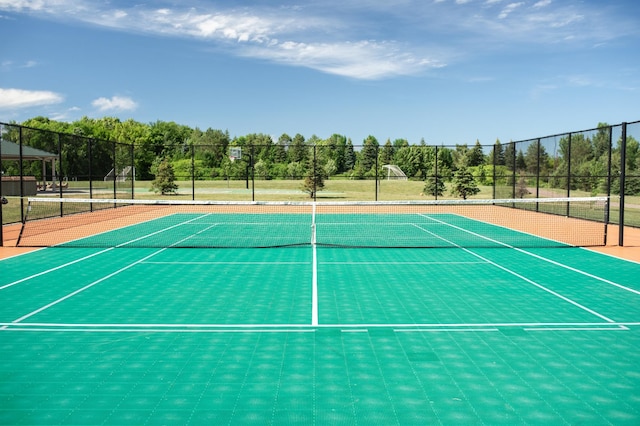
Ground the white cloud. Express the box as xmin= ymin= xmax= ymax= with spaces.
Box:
xmin=533 ymin=0 xmax=552 ymax=8
xmin=0 ymin=0 xmax=632 ymax=80
xmin=91 ymin=96 xmax=138 ymax=112
xmin=0 ymin=87 xmax=63 ymax=109
xmin=246 ymin=40 xmax=444 ymax=80
xmin=498 ymin=2 xmax=524 ymax=19
xmin=1 ymin=60 xmax=38 ymax=70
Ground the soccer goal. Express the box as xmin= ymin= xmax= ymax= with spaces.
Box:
xmin=382 ymin=165 xmax=408 ymax=180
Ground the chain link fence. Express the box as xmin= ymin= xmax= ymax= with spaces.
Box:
xmin=2 ymin=120 xmax=639 ymax=245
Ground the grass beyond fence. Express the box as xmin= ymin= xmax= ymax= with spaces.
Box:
xmin=3 ymin=179 xmax=639 ymax=227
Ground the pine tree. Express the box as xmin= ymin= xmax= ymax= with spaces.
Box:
xmin=151 ymin=158 xmax=178 ymax=195
xmin=424 ymin=165 xmax=445 ymax=197
xmin=301 ymin=151 xmax=326 ymax=198
xmin=451 ymin=166 xmax=480 ymax=199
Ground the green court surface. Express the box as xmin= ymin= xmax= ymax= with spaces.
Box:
xmin=2 ymin=211 xmax=640 ymax=424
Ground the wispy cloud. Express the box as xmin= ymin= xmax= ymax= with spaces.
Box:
xmin=1 ymin=59 xmax=39 ymax=71
xmin=533 ymin=0 xmax=552 ymax=8
xmin=0 ymin=1 xmax=444 ymax=80
xmin=0 ymin=0 xmax=634 ymax=80
xmin=0 ymin=87 xmax=64 ymax=109
xmin=91 ymin=96 xmax=138 ymax=112
xmin=498 ymin=2 xmax=525 ymax=19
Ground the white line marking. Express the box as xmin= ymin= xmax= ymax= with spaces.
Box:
xmin=420 ymin=213 xmax=640 ymax=296
xmin=311 ymin=203 xmax=318 ymax=326
xmin=395 ymin=328 xmax=499 ymax=333
xmin=4 ymin=219 xmax=215 ymax=328
xmin=0 ymin=328 xmax=317 ymax=333
xmin=116 ymin=213 xmax=214 ymax=247
xmin=1 ymin=321 xmax=633 ymax=329
xmin=524 ymin=326 xmax=629 ymax=331
xmin=6 ymin=249 xmax=169 ymax=327
xmin=473 ymin=249 xmax=616 ymax=323
xmin=312 ymin=246 xmax=318 ymax=326
xmin=1 ymin=214 xmax=215 ymax=292
xmin=0 ymin=248 xmax=115 ymax=291
xmin=415 ymin=216 xmax=619 ymax=323
xmin=321 ymin=261 xmax=485 ymax=265
xmin=142 ymin=261 xmax=310 ymax=265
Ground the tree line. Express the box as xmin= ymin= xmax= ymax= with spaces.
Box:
xmin=3 ymin=116 xmax=640 ymax=197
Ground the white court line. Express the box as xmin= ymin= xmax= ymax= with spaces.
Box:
xmin=2 ymin=321 xmax=633 ymax=329
xmin=321 ymin=261 xmax=485 ymax=265
xmin=420 ymin=213 xmax=640 ymax=296
xmin=3 ymin=215 xmax=219 ymax=329
xmin=0 ymin=328 xmax=317 ymax=334
xmin=1 ymin=213 xmax=215 ymax=292
xmin=524 ymin=327 xmax=629 ymax=332
xmin=4 ymin=248 xmax=169 ymax=328
xmin=396 ymin=328 xmax=499 ymax=333
xmin=0 ymin=248 xmax=115 ymax=291
xmin=311 ymin=203 xmax=318 ymax=326
xmin=142 ymin=261 xmax=310 ymax=265
xmin=413 ymin=218 xmax=617 ymax=324
xmin=117 ymin=213 xmax=214 ymax=247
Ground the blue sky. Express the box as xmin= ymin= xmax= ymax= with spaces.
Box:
xmin=1 ymin=0 xmax=638 ymax=146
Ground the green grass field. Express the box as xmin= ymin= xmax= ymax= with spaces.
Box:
xmin=3 ymin=179 xmax=640 ymax=227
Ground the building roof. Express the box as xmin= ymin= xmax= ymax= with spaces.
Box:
xmin=1 ymin=140 xmax=57 ymax=160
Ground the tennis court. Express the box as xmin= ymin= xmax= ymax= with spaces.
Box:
xmin=2 ymin=197 xmax=640 ymax=424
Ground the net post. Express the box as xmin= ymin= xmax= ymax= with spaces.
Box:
xmin=603 ymin=197 xmax=609 ymax=246
xmin=191 ymin=144 xmax=195 ymax=201
xmin=566 ymin=133 xmax=572 ymax=217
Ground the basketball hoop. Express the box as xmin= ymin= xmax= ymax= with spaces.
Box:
xmin=229 ymin=147 xmax=242 ymax=162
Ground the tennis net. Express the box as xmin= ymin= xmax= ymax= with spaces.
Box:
xmin=16 ymin=197 xmax=609 ymax=249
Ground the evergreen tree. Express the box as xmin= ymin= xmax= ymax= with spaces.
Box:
xmin=451 ymin=166 xmax=480 ymax=199
xmin=468 ymin=140 xmax=485 ymax=166
xmin=358 ymin=135 xmax=379 ymax=172
xmin=504 ymin=142 xmax=516 ymax=171
xmin=491 ymin=139 xmax=505 ymax=166
xmin=516 ymin=172 xmax=530 ymax=198
xmin=302 ymin=152 xmax=326 ymax=198
xmin=516 ymin=150 xmax=526 ymax=171
xmin=380 ymin=139 xmax=394 ymax=165
xmin=344 ymin=139 xmax=356 ymax=171
xmin=424 ymin=165 xmax=445 ymax=197
xmin=151 ymin=158 xmax=178 ymax=195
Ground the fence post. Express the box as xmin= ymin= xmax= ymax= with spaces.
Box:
xmin=375 ymin=147 xmax=379 ymax=201
xmin=191 ymin=144 xmax=195 ymax=201
xmin=605 ymin=126 xmax=613 ymax=240
xmin=57 ymin=133 xmax=63 ymax=203
xmin=511 ymin=141 xmax=516 ymax=198
xmin=566 ymin=133 xmax=572 ymax=216
xmin=0 ymin=124 xmax=3 ymax=247
xmin=112 ymin=139 xmax=117 ymax=201
xmin=88 ymin=139 xmax=94 ymax=204
xmin=130 ymin=143 xmax=135 ymax=199
xmin=436 ymin=145 xmax=440 ymax=201
xmin=535 ymin=139 xmax=541 ymax=198
xmin=251 ymin=145 xmax=255 ymax=202
xmin=19 ymin=126 xmax=25 ymax=223
xmin=619 ymin=122 xmax=627 ymax=246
